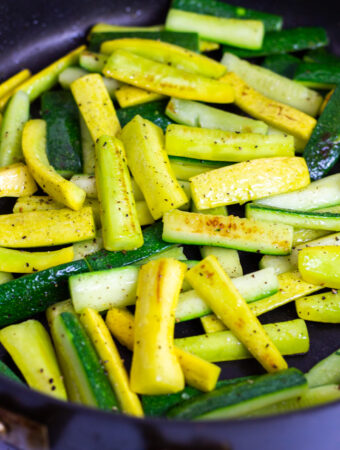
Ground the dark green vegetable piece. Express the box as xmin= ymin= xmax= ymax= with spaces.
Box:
xmin=294 ymin=63 xmax=340 ymax=88
xmin=142 ymin=376 xmax=258 ymax=417
xmin=262 ymin=54 xmax=301 ymax=79
xmin=303 ymin=85 xmax=340 ymax=180
xmin=116 ymin=100 xmax=174 ymax=132
xmin=89 ymin=30 xmax=199 ymax=52
xmin=41 ymin=91 xmax=82 ymax=173
xmin=171 ymin=0 xmax=282 ymax=32
xmin=0 ymin=360 xmax=23 ymax=384
xmin=222 ymin=27 xmax=329 ymax=58
xmin=304 ymin=48 xmax=340 ymax=64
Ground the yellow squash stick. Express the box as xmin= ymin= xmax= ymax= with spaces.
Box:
xmin=186 ymin=256 xmax=288 ymax=372
xmin=115 ymin=85 xmax=165 ymax=108
xmin=0 ymin=163 xmax=37 ymax=197
xmin=22 ymin=120 xmax=86 ymax=210
xmin=298 ymin=246 xmax=340 ymax=289
xmin=103 ymin=49 xmax=234 ymax=103
xmin=71 ymin=73 xmax=120 ymax=142
xmin=220 ymin=72 xmax=316 ymax=142
xmin=106 ymin=307 xmax=221 ymax=392
xmin=120 ymin=115 xmax=188 ymax=220
xmin=80 ymin=308 xmax=144 ymax=417
xmin=0 ymin=69 xmax=31 ymax=99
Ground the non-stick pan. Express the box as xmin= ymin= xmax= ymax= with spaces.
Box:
xmin=0 ymin=0 xmax=340 ymax=449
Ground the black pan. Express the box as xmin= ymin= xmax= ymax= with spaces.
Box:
xmin=0 ymin=0 xmax=340 ymax=449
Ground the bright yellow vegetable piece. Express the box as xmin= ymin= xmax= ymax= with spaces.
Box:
xmin=296 ymin=290 xmax=340 ymax=323
xmin=70 ymin=73 xmax=120 ymax=141
xmin=101 ymin=38 xmax=226 ymax=79
xmin=0 ymin=207 xmax=95 ymax=248
xmin=298 ymin=246 xmax=340 ymax=289
xmin=103 ymin=49 xmax=234 ymax=103
xmin=120 ymin=115 xmax=188 ymax=220
xmin=80 ymin=308 xmax=144 ymax=417
xmin=130 ymin=258 xmax=186 ymax=394
xmin=0 ymin=245 xmax=73 ymax=273
xmin=0 ymin=69 xmax=31 ymax=99
xmin=106 ymin=307 xmax=221 ymax=392
xmin=220 ymin=72 xmax=317 ymax=141
xmin=22 ymin=120 xmax=86 ymax=210
xmin=319 ymin=89 xmax=335 ymax=115
xmin=186 ymin=256 xmax=288 ymax=372
xmin=201 ymin=314 xmax=227 ymax=333
xmin=0 ymin=163 xmax=37 ymax=197
xmin=190 ymin=157 xmax=310 ymax=209
xmin=199 ymin=40 xmax=220 ymax=52
xmin=0 ymin=320 xmax=67 ymax=400
xmin=115 ymin=84 xmax=165 ymax=108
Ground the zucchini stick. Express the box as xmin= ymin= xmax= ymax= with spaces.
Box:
xmin=22 ymin=120 xmax=86 ymax=210
xmin=306 ymin=348 xmax=340 ymax=388
xmin=0 ymin=320 xmax=67 ymax=400
xmin=95 ymin=135 xmax=143 ymax=251
xmin=80 ymin=308 xmax=144 ymax=417
xmin=186 ymin=256 xmax=287 ymax=372
xmin=0 ymin=163 xmax=37 ymax=197
xmin=106 ymin=307 xmax=221 ymax=393
xmin=130 ymin=259 xmax=186 ymax=394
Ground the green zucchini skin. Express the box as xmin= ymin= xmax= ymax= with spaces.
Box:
xmin=303 ymin=85 xmax=340 ymax=180
xmin=294 ymin=63 xmax=340 ymax=88
xmin=262 ymin=54 xmax=301 ymax=79
xmin=166 ymin=368 xmax=307 ymax=419
xmin=171 ymin=0 xmax=282 ymax=32
xmin=304 ymin=48 xmax=340 ymax=65
xmin=223 ymin=27 xmax=329 ymax=58
xmin=89 ymin=31 xmax=199 ymax=52
xmin=142 ymin=376 xmax=258 ymax=417
xmin=0 ymin=360 xmax=23 ymax=384
xmin=41 ymin=91 xmax=82 ymax=173
xmin=116 ymin=100 xmax=173 ymax=132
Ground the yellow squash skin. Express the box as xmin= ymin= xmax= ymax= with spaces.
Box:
xmin=0 ymin=207 xmax=95 ymax=248
xmin=186 ymin=256 xmax=288 ymax=372
xmin=220 ymin=72 xmax=317 ymax=141
xmin=80 ymin=308 xmax=144 ymax=417
xmin=298 ymin=246 xmax=340 ymax=289
xmin=190 ymin=157 xmax=310 ymax=209
xmin=95 ymin=136 xmax=143 ymax=251
xmin=201 ymin=314 xmax=228 ymax=333
xmin=0 ymin=320 xmax=67 ymax=400
xmin=100 ymin=38 xmax=226 ymax=79
xmin=103 ymin=49 xmax=234 ymax=103
xmin=115 ymin=84 xmax=165 ymax=108
xmin=70 ymin=73 xmax=120 ymax=141
xmin=296 ymin=290 xmax=340 ymax=323
xmin=120 ymin=115 xmax=188 ymax=220
xmin=130 ymin=258 xmax=186 ymax=394
xmin=22 ymin=120 xmax=86 ymax=210
xmin=0 ymin=69 xmax=31 ymax=99
xmin=106 ymin=307 xmax=221 ymax=392
xmin=0 ymin=163 xmax=37 ymax=197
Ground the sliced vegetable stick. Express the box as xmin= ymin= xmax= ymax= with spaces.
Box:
xmin=0 ymin=69 xmax=31 ymax=98
xmin=0 ymin=163 xmax=37 ymax=197
xmin=296 ymin=290 xmax=340 ymax=323
xmin=115 ymin=85 xmax=165 ymax=108
xmin=298 ymin=246 xmax=340 ymax=289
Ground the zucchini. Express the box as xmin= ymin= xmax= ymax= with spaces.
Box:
xmin=294 ymin=63 xmax=340 ymax=89
xmin=259 ymin=255 xmax=294 ymax=275
xmin=303 ymin=85 xmax=340 ymax=180
xmin=0 ymin=163 xmax=37 ymax=198
xmin=165 ymin=124 xmax=294 ymax=161
xmin=103 ymin=50 xmax=234 ymax=104
xmin=70 ymin=174 xmax=97 ymax=198
xmin=166 ymin=97 xmax=268 ymax=134
xmin=175 ymin=319 xmax=309 ymax=362
xmin=255 ymin=173 xmax=340 ymax=211
xmin=79 ymin=116 xmax=95 ymax=175
xmin=190 ymin=157 xmax=310 ymax=209
xmin=262 ymin=54 xmax=300 ymax=79
xmin=72 ymin=232 xmax=103 ymax=261
xmin=222 ymin=27 xmax=329 ymax=58
xmin=165 ymin=9 xmax=264 ymax=49
xmin=0 ymin=360 xmax=23 ymax=384
xmin=0 ymin=69 xmax=31 ymax=99
xmin=171 ymin=0 xmax=282 ymax=32
xmin=0 ymin=320 xmax=67 ymax=399
xmin=163 ymin=209 xmax=293 ymax=255
xmin=88 ymin=23 xmax=163 ymax=36
xmin=292 ymin=228 xmax=330 ymax=246
xmin=89 ymin=30 xmax=199 ymax=53
xmin=169 ymin=155 xmax=226 ymax=180
xmin=58 ymin=67 xmax=88 ymax=89
xmin=101 ymin=38 xmax=226 ymax=79
xmin=246 ymin=204 xmax=340 ymax=231
xmin=0 ymin=91 xmax=30 ymax=166
xmin=120 ymin=115 xmax=188 ymax=220
xmin=79 ymin=51 xmax=107 ymax=73
xmin=186 ymin=256 xmax=287 ymax=372
xmin=166 ymin=368 xmax=307 ymax=420
xmin=200 ymin=247 xmax=242 ymax=278
xmin=306 ymin=348 xmax=340 ymax=388
xmin=41 ymin=91 xmax=82 ymax=174
xmin=115 ymin=85 xmax=165 ymax=108
xmin=304 ymin=48 xmax=340 ymax=65
xmin=296 ymin=290 xmax=340 ymax=323
xmin=52 ymin=312 xmax=119 ymax=409
xmin=95 ymin=135 xmax=143 ymax=251
xmin=22 ymin=120 xmax=86 ymax=210
xmin=298 ymin=246 xmax=340 ymax=288
xmin=221 ymin=52 xmax=322 ymax=117
xmin=116 ymin=99 xmax=172 ymax=132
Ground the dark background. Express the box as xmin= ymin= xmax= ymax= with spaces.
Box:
xmin=0 ymin=1 xmax=340 ymax=449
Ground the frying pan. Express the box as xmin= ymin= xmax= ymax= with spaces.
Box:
xmin=0 ymin=0 xmax=340 ymax=448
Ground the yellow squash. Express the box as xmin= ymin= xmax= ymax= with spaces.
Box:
xmin=0 ymin=163 xmax=37 ymax=197
xmin=186 ymin=256 xmax=288 ymax=372
xmin=0 ymin=69 xmax=31 ymax=99
xmin=115 ymin=84 xmax=165 ymax=108
xmin=296 ymin=290 xmax=340 ymax=323
xmin=22 ymin=120 xmax=86 ymax=210
xmin=298 ymin=246 xmax=340 ymax=289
